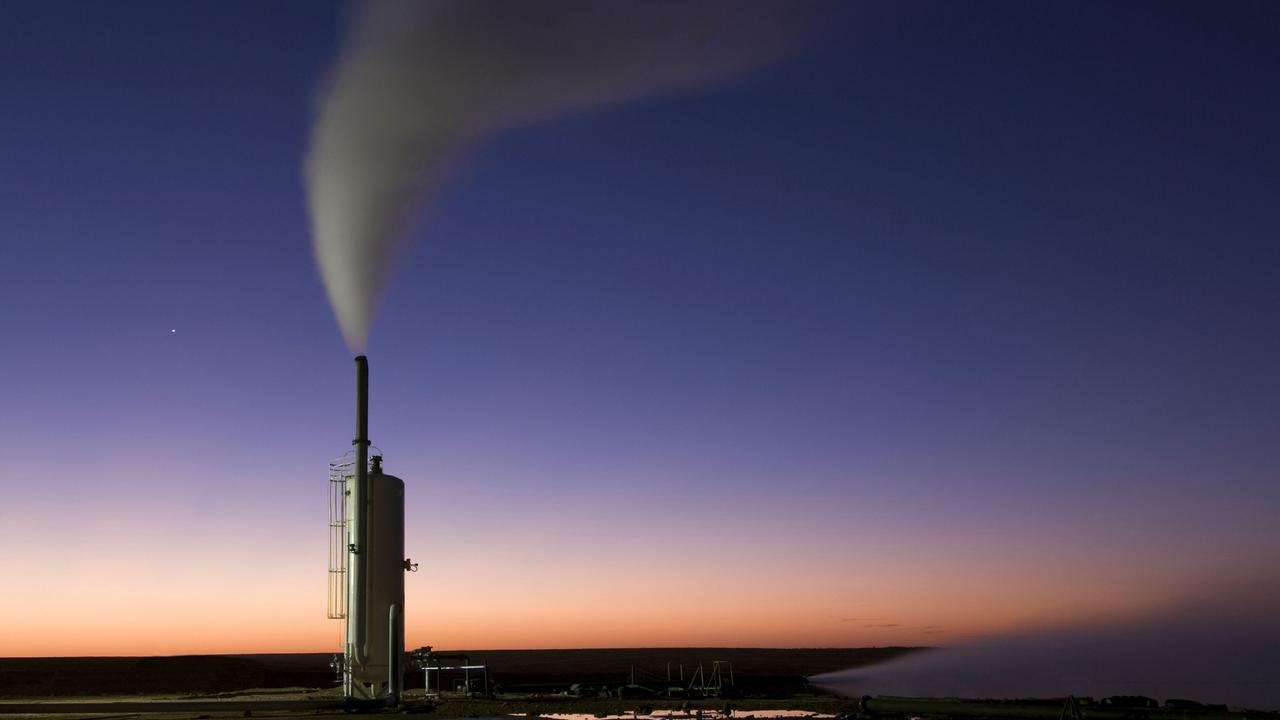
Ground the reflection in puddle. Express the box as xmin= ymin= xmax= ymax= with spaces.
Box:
xmin=524 ymin=707 xmax=834 ymax=712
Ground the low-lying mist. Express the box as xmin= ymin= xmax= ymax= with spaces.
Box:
xmin=813 ymin=575 xmax=1280 ymax=710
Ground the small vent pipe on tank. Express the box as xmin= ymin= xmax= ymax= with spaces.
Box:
xmin=388 ymin=603 xmax=402 ymax=705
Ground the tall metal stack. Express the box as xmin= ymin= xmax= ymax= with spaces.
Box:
xmin=328 ymin=356 xmax=406 ymax=703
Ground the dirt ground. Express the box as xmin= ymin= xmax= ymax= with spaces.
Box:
xmin=0 ymin=648 xmax=919 ymax=700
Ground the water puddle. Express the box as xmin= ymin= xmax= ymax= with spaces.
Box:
xmin=517 ymin=707 xmax=829 ymax=712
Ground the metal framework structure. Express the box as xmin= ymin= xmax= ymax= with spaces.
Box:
xmin=327 ymin=455 xmax=354 ymax=620
xmin=412 ymin=647 xmax=489 ymax=697
xmin=687 ymin=660 xmax=734 ymax=695
xmin=327 ymin=451 xmax=379 ymax=620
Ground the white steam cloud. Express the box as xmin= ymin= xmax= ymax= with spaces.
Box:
xmin=813 ymin=576 xmax=1280 ymax=710
xmin=305 ymin=0 xmax=819 ymax=352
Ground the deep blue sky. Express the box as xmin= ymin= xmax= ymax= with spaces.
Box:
xmin=2 ymin=1 xmax=1279 ymax=654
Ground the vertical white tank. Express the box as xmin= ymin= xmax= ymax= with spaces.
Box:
xmin=345 ymin=464 xmax=405 ymax=700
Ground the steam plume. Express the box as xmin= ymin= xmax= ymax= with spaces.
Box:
xmin=305 ymin=0 xmax=817 ymax=352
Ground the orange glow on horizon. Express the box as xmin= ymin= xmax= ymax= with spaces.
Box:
xmin=4 ymin=462 xmax=1230 ymax=659
xmin=5 ymin=517 xmax=1176 ymax=658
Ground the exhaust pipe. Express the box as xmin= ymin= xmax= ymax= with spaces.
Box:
xmin=347 ymin=356 xmax=371 ymax=694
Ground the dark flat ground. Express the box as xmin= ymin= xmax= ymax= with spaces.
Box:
xmin=2 ymin=651 xmax=1271 ymax=720
xmin=0 ymin=648 xmax=920 ymax=699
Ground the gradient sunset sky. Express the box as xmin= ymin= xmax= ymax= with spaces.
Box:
xmin=3 ymin=1 xmax=1279 ymax=657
